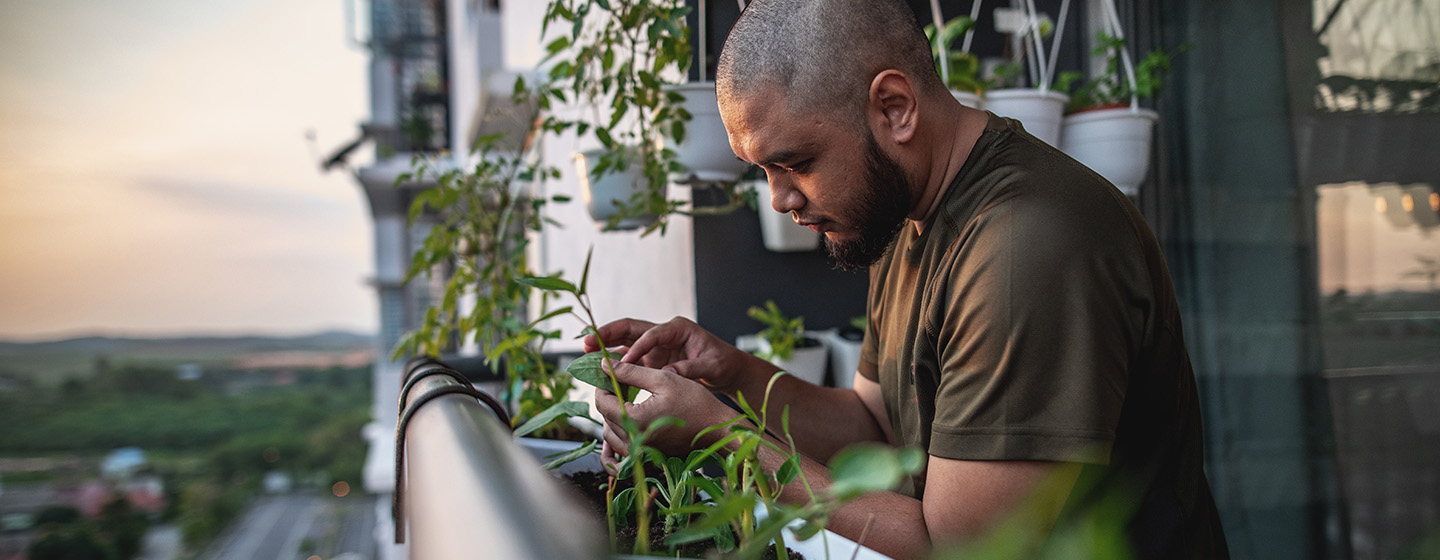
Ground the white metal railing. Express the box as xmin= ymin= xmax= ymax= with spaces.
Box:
xmin=395 ymin=360 xmax=605 ymax=559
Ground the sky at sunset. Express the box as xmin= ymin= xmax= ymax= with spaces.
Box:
xmin=0 ymin=0 xmax=375 ymax=340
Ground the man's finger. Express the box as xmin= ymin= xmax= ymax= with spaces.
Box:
xmin=582 ymin=318 xmax=656 ymax=352
xmin=608 ymin=362 xmax=671 ymax=391
xmin=602 ymin=421 xmax=629 ymax=457
xmin=622 ymin=322 xmax=688 ymax=363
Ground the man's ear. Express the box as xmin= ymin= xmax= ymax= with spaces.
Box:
xmin=868 ymin=70 xmax=919 ymax=145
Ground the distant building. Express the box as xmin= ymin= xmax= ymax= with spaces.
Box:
xmin=99 ymin=448 xmax=145 ymax=480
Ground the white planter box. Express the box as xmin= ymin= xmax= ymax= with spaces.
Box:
xmin=525 ymin=439 xmax=892 ymax=560
xmin=1059 ymin=107 xmax=1159 ymax=197
xmin=950 ymin=89 xmax=985 ymax=110
xmin=822 ymin=329 xmax=864 ymax=390
xmin=983 ymin=89 xmax=1069 ymax=147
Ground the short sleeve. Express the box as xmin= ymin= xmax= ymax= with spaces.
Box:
xmin=857 ymin=265 xmax=883 ymax=382
xmin=924 ymin=195 xmax=1151 ymax=465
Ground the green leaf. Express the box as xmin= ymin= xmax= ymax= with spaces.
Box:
xmin=513 ymin=400 xmax=593 ymax=438
xmin=579 ymin=245 xmax=593 ymax=294
xmin=565 ymin=350 xmax=624 ymax=390
xmin=542 ymin=440 xmax=600 ymax=470
xmin=777 ymin=454 xmax=801 ymax=486
xmin=793 ymin=520 xmax=824 ymax=541
xmin=517 ymin=276 xmax=578 ymax=293
xmin=526 ymin=306 xmax=573 ymax=329
xmin=827 ymin=444 xmax=925 ymax=501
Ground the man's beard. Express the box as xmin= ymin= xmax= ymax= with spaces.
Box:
xmin=824 ymin=133 xmax=913 ymax=271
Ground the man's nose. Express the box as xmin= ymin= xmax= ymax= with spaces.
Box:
xmin=767 ymin=175 xmax=805 ymax=215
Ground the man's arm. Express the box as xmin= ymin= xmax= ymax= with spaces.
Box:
xmin=721 ymin=369 xmax=891 ymax=462
xmin=595 ymin=363 xmax=1082 ymax=560
xmin=743 ymin=419 xmax=1082 ymax=559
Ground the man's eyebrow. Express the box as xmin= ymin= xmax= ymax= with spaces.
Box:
xmin=751 ymin=149 xmax=804 ymax=167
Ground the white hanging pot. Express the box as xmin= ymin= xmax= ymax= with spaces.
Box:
xmin=950 ymin=89 xmax=985 ymax=110
xmin=746 ymin=179 xmax=820 ymax=252
xmin=1059 ymin=107 xmax=1158 ymax=197
xmin=574 ymin=148 xmax=657 ymax=231
xmin=666 ymin=82 xmax=751 ymax=183
xmin=983 ymin=89 xmax=1069 ymax=147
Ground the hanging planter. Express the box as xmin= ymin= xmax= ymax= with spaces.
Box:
xmin=1055 ymin=0 xmax=1179 ymax=197
xmin=575 ymin=148 xmax=657 ymax=231
xmin=984 ymin=89 xmax=1069 ymax=145
xmin=667 ymin=82 xmax=752 ymax=183
xmin=747 ymin=179 xmax=821 ymax=252
xmin=1060 ymin=107 xmax=1157 ymax=197
xmin=982 ymin=0 xmax=1073 ymax=147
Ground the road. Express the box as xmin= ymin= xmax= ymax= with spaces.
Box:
xmin=201 ymin=494 xmax=376 ymax=560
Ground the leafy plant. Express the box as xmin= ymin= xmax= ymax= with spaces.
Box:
xmin=393 ymin=117 xmax=578 ymax=437
xmin=530 ymin=0 xmax=693 ymax=235
xmin=747 ymin=300 xmax=805 ymax=362
xmin=924 ymin=16 xmax=986 ymax=94
xmin=1055 ymin=33 xmax=1185 ymax=113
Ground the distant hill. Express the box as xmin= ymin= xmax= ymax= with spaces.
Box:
xmin=0 ymin=330 xmax=374 ymax=356
xmin=0 ymin=331 xmax=377 ymax=386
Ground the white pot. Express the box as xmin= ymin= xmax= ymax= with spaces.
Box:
xmin=748 ymin=179 xmax=820 ymax=252
xmin=983 ymin=89 xmax=1069 ymax=147
xmin=759 ymin=336 xmax=829 ymax=387
xmin=950 ymin=89 xmax=985 ymax=110
xmin=823 ymin=328 xmax=865 ymax=390
xmin=1059 ymin=107 xmax=1159 ymax=197
xmin=666 ymin=82 xmax=752 ymax=183
xmin=574 ymin=148 xmax=657 ymax=231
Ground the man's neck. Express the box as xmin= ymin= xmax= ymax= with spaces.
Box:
xmin=910 ymin=104 xmax=989 ymax=234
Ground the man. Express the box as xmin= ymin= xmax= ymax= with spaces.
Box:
xmin=584 ymin=0 xmax=1229 ymax=558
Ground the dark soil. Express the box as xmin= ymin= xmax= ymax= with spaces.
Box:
xmin=560 ymin=471 xmax=804 ymax=559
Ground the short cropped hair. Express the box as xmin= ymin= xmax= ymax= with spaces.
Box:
xmin=716 ymin=0 xmax=943 ymax=123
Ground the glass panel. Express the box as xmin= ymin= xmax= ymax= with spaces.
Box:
xmin=1316 ymin=180 xmax=1440 ymax=560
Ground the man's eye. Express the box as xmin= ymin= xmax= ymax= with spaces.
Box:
xmin=786 ymin=159 xmax=814 ymax=174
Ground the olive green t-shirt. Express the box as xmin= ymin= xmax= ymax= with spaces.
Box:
xmin=859 ymin=113 xmax=1228 ymax=558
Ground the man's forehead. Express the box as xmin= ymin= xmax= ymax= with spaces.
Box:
xmin=720 ymin=88 xmax=823 ymax=162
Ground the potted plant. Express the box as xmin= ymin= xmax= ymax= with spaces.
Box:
xmin=982 ymin=1 xmax=1071 ymax=146
xmin=393 ymin=97 xmax=584 ymax=439
xmin=747 ymin=178 xmax=820 ymax=253
xmin=745 ymin=300 xmax=828 ymax=387
xmin=924 ymin=0 xmax=986 ymax=109
xmin=666 ymin=0 xmax=753 ymax=185
xmin=1056 ymin=16 xmax=1182 ymax=197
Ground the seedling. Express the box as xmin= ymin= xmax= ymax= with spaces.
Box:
xmin=747 ymin=300 xmax=805 ymax=362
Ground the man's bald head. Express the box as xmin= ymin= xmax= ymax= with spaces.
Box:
xmin=716 ymin=0 xmax=943 ymax=124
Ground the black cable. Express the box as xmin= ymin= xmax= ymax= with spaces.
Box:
xmin=399 ymin=364 xmax=510 ymax=426
xmin=392 ymin=382 xmax=509 ymax=544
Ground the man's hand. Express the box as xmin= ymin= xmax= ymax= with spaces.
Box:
xmin=582 ymin=316 xmax=775 ymax=394
xmin=593 ymin=362 xmax=738 ymax=459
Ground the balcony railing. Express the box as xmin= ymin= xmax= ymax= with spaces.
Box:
xmin=396 ymin=359 xmax=604 ymax=559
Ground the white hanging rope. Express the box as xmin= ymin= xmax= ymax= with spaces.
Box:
xmin=698 ymin=0 xmax=708 ymax=82
xmin=1022 ymin=0 xmax=1047 ymax=90
xmin=1043 ymin=0 xmax=1071 ymax=91
xmin=1100 ymin=0 xmax=1141 ymax=109
xmin=961 ymin=0 xmax=983 ymax=54
xmin=930 ymin=0 xmax=950 ymax=85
